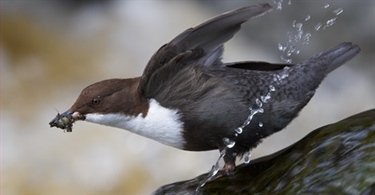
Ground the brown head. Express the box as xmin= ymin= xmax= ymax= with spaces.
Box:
xmin=49 ymin=77 xmax=148 ymax=132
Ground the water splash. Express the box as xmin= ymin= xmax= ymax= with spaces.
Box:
xmin=273 ymin=0 xmax=284 ymax=10
xmin=273 ymin=67 xmax=290 ymax=84
xmin=316 ymin=17 xmax=339 ymax=31
xmin=293 ymin=21 xmax=303 ymax=41
xmin=279 ymin=20 xmax=305 ymax=63
xmin=324 ymin=17 xmax=337 ymax=29
xmin=235 ymin=127 xmax=243 ymax=134
xmin=278 ymin=2 xmax=343 ymax=62
xmin=223 ymin=137 xmax=235 ymax=148
xmin=333 ymin=8 xmax=343 ymax=15
xmin=261 ymin=85 xmax=276 ymax=103
xmin=256 ymin=98 xmax=263 ymax=108
xmin=231 ymin=71 xmax=289 ymax=165
xmin=305 ymin=15 xmax=311 ymax=21
xmin=303 ymin=33 xmax=312 ymax=45
xmin=197 ymin=66 xmax=292 ymax=192
xmin=315 ymin=6 xmax=343 ymax=31
xmin=241 ymin=108 xmax=264 ymax=129
xmin=315 ymin=22 xmax=323 ymax=31
xmin=243 ymin=152 xmax=252 ymax=164
xmin=273 ymin=0 xmax=293 ymax=11
xmin=197 ymin=148 xmax=227 ymax=191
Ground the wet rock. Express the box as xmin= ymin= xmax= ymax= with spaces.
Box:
xmin=154 ymin=109 xmax=375 ymax=195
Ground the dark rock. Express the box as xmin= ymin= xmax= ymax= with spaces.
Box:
xmin=154 ymin=109 xmax=375 ymax=195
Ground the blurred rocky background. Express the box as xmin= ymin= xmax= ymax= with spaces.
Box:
xmin=1 ymin=0 xmax=374 ymax=194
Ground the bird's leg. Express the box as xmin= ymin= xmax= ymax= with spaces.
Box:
xmin=224 ymin=161 xmax=236 ymax=175
xmin=223 ymin=149 xmax=237 ymax=175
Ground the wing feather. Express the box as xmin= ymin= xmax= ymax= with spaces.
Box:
xmin=138 ymin=4 xmax=273 ymax=96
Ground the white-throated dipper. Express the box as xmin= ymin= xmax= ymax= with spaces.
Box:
xmin=49 ymin=3 xmax=361 ymax=174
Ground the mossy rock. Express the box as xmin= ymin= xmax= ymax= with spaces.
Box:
xmin=154 ymin=109 xmax=375 ymax=195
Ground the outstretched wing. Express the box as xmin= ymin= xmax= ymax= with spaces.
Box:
xmin=138 ymin=4 xmax=273 ymax=97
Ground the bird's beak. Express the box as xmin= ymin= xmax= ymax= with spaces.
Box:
xmin=49 ymin=110 xmax=85 ymax=132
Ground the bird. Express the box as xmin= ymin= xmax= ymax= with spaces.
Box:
xmin=49 ymin=3 xmax=360 ymax=174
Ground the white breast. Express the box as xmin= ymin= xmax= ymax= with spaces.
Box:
xmin=85 ymin=99 xmax=185 ymax=149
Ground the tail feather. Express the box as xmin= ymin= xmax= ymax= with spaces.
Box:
xmin=280 ymin=42 xmax=361 ymax=100
xmin=302 ymin=42 xmax=361 ymax=74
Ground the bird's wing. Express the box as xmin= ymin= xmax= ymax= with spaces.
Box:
xmin=138 ymin=4 xmax=273 ymax=97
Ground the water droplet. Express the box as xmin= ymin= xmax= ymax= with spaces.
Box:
xmin=303 ymin=33 xmax=312 ymax=44
xmin=315 ymin=23 xmax=322 ymax=31
xmin=235 ymin=127 xmax=243 ymax=134
xmin=269 ymin=85 xmax=276 ymax=91
xmin=278 ymin=43 xmax=285 ymax=51
xmin=260 ymin=95 xmax=268 ymax=103
xmin=198 ymin=148 xmax=226 ymax=190
xmin=261 ymin=88 xmax=274 ymax=103
xmin=259 ymin=122 xmax=263 ymax=127
xmin=280 ymin=71 xmax=289 ymax=80
xmin=273 ymin=74 xmax=281 ymax=84
xmin=285 ymin=58 xmax=292 ymax=63
xmin=305 ymin=15 xmax=311 ymax=21
xmin=325 ymin=17 xmax=337 ymax=28
xmin=273 ymin=67 xmax=290 ymax=83
xmin=211 ymin=164 xmax=219 ymax=175
xmin=256 ymin=98 xmax=263 ymax=108
xmin=324 ymin=4 xmax=330 ymax=9
xmin=273 ymin=0 xmax=283 ymax=10
xmin=251 ymin=108 xmax=264 ymax=116
xmin=287 ymin=32 xmax=293 ymax=43
xmin=295 ymin=22 xmax=303 ymax=29
xmin=294 ymin=23 xmax=303 ymax=42
xmin=333 ymin=8 xmax=343 ymax=15
xmin=236 ymin=107 xmax=264 ymax=134
xmin=220 ymin=148 xmax=227 ymax=157
xmin=223 ymin=137 xmax=235 ymax=148
xmin=200 ymin=163 xmax=220 ymax=188
xmin=244 ymin=152 xmax=252 ymax=164
xmin=242 ymin=120 xmax=250 ymax=127
xmin=273 ymin=74 xmax=278 ymax=82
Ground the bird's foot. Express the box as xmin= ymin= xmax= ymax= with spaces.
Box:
xmin=224 ymin=162 xmax=236 ymax=175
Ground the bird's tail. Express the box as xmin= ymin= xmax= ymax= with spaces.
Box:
xmin=302 ymin=42 xmax=361 ymax=74
xmin=277 ymin=42 xmax=360 ymax=100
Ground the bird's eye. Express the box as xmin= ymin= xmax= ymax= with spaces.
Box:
xmin=91 ymin=97 xmax=101 ymax=106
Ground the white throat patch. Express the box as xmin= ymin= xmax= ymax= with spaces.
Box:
xmin=85 ymin=99 xmax=185 ymax=149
